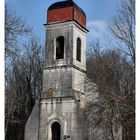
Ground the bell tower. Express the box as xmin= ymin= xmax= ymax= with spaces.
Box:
xmin=42 ymin=0 xmax=88 ymax=99
xmin=25 ymin=1 xmax=88 ymax=140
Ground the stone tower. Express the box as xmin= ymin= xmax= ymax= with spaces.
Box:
xmin=25 ymin=0 xmax=88 ymax=140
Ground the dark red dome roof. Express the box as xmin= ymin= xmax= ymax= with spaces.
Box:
xmin=47 ymin=0 xmax=86 ymax=28
xmin=48 ymin=0 xmax=86 ymax=17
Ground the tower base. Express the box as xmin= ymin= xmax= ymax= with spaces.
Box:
xmin=25 ymin=97 xmax=83 ymax=140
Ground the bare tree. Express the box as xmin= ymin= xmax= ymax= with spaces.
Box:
xmin=85 ymin=0 xmax=135 ymax=138
xmin=5 ymin=37 xmax=44 ymax=140
xmin=5 ymin=5 xmax=44 ymax=140
xmin=111 ymin=0 xmax=135 ymax=65
xmin=85 ymin=41 xmax=135 ymax=140
xmin=5 ymin=5 xmax=32 ymax=71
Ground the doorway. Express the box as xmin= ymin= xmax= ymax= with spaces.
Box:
xmin=51 ymin=122 xmax=61 ymax=140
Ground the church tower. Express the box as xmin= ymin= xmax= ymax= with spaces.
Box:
xmin=25 ymin=1 xmax=88 ymax=140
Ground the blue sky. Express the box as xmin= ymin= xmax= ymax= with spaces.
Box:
xmin=6 ymin=0 xmax=120 ymax=44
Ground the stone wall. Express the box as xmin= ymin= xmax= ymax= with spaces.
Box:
xmin=42 ymin=67 xmax=73 ymax=98
xmin=24 ymin=101 xmax=39 ymax=140
xmin=44 ymin=21 xmax=87 ymax=69
xmin=39 ymin=97 xmax=82 ymax=140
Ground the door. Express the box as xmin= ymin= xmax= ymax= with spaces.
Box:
xmin=52 ymin=122 xmax=61 ymax=140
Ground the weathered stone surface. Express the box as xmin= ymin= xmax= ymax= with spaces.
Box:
xmin=44 ymin=21 xmax=87 ymax=69
xmin=38 ymin=97 xmax=81 ymax=140
xmin=42 ymin=21 xmax=87 ymax=100
xmin=42 ymin=67 xmax=73 ymax=98
xmin=24 ymin=101 xmax=39 ymax=140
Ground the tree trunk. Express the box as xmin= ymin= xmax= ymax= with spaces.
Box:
xmin=111 ymin=109 xmax=115 ymax=140
xmin=111 ymin=125 xmax=115 ymax=140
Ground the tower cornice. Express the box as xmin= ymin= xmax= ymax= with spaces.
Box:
xmin=44 ymin=20 xmax=89 ymax=33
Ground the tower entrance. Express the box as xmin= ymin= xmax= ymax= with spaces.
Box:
xmin=52 ymin=122 xmax=61 ymax=140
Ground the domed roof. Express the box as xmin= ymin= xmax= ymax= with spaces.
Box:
xmin=47 ymin=0 xmax=87 ymax=29
xmin=48 ymin=0 xmax=86 ymax=17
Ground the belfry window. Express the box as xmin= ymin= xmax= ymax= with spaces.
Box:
xmin=56 ymin=36 xmax=64 ymax=59
xmin=52 ymin=122 xmax=61 ymax=140
xmin=76 ymin=37 xmax=81 ymax=62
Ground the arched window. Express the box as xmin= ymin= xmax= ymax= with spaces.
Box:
xmin=52 ymin=122 xmax=61 ymax=140
xmin=76 ymin=37 xmax=81 ymax=62
xmin=56 ymin=36 xmax=64 ymax=59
